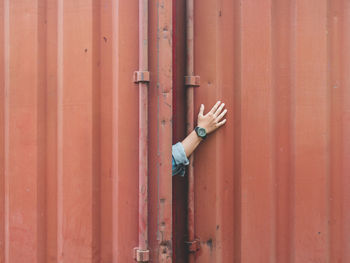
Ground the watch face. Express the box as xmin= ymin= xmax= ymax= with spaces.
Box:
xmin=198 ymin=127 xmax=206 ymax=137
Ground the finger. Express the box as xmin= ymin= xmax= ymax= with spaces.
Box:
xmin=209 ymin=101 xmax=221 ymax=114
xmin=199 ymin=104 xmax=204 ymax=116
xmin=216 ymin=119 xmax=227 ymax=127
xmin=214 ymin=102 xmax=225 ymax=117
xmin=216 ymin=109 xmax=227 ymax=122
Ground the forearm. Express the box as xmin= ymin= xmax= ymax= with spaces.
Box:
xmin=181 ymin=130 xmax=202 ymax=157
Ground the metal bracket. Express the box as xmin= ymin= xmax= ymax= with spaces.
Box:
xmin=185 ymin=239 xmax=201 ymax=253
xmin=133 ymin=248 xmax=150 ymax=262
xmin=185 ymin=75 xmax=200 ymax=87
xmin=133 ymin=71 xmax=150 ymax=83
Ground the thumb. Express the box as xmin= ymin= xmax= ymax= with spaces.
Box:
xmin=199 ymin=104 xmax=204 ymax=116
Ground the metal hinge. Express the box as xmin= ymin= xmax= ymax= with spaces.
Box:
xmin=133 ymin=248 xmax=150 ymax=262
xmin=185 ymin=238 xmax=201 ymax=253
xmin=184 ymin=75 xmax=200 ymax=87
xmin=133 ymin=71 xmax=150 ymax=83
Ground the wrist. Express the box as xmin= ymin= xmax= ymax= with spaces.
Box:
xmin=193 ymin=130 xmax=203 ymax=141
xmin=194 ymin=126 xmax=207 ymax=140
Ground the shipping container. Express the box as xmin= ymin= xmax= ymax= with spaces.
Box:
xmin=1 ymin=0 xmax=350 ymax=262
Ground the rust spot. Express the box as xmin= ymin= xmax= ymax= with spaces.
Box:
xmin=103 ymin=36 xmax=107 ymax=42
xmin=206 ymin=238 xmax=213 ymax=249
xmin=216 ymin=225 xmax=220 ymax=230
xmin=160 ymin=240 xmax=171 ymax=247
xmin=160 ymin=198 xmax=166 ymax=203
xmin=84 ymin=48 xmax=88 ymax=53
xmin=160 ymin=240 xmax=172 ymax=255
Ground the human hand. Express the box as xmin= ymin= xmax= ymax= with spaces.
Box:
xmin=197 ymin=101 xmax=227 ymax=134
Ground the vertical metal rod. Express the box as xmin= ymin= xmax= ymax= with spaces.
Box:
xmin=139 ymin=0 xmax=148 ymax=249
xmin=135 ymin=0 xmax=150 ymax=261
xmin=186 ymin=0 xmax=196 ymax=262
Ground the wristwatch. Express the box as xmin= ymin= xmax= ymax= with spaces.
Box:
xmin=195 ymin=126 xmax=207 ymax=140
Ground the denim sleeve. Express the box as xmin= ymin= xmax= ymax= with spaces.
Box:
xmin=172 ymin=142 xmax=190 ymax=176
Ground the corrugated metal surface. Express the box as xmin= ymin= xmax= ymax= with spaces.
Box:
xmin=0 ymin=0 xmax=173 ymax=262
xmin=173 ymin=0 xmax=350 ymax=262
xmin=1 ymin=0 xmax=350 ymax=263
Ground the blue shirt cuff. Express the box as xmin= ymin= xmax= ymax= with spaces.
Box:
xmin=172 ymin=142 xmax=190 ymax=176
